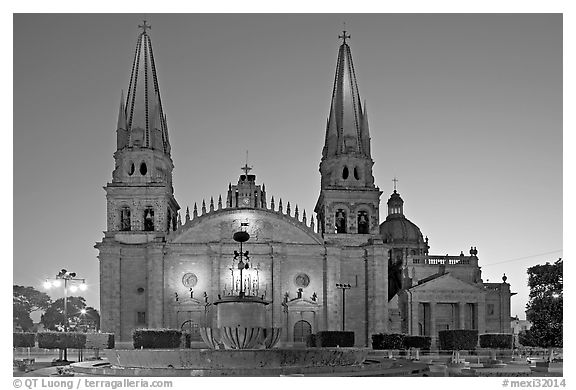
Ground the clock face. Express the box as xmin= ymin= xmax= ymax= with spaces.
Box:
xmin=182 ymin=273 xmax=198 ymax=288
xmin=242 ymin=197 xmax=250 ymax=205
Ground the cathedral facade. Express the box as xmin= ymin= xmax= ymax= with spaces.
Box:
xmin=96 ymin=25 xmax=514 ymax=346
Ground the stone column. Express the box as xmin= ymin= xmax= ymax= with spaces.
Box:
xmin=477 ymin=300 xmax=486 ymax=335
xmin=365 ymin=241 xmax=388 ymax=336
xmin=98 ymin=246 xmax=121 ymax=337
xmin=210 ymin=245 xmax=221 ymax=328
xmin=459 ymin=302 xmax=466 ymax=329
xmin=146 ymin=245 xmax=164 ymax=329
xmin=324 ymin=246 xmax=341 ymax=331
xmin=410 ymin=297 xmax=419 ymax=335
xmin=429 ymin=301 xmax=437 ymax=347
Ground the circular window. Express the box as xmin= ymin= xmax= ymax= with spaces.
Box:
xmin=140 ymin=162 xmax=148 ymax=175
xmin=294 ymin=273 xmax=310 ymax=288
xmin=182 ymin=273 xmax=198 ymax=288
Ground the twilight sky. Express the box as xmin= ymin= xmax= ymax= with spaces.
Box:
xmin=13 ymin=13 xmax=562 ymax=319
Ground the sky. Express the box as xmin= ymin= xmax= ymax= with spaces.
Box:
xmin=12 ymin=13 xmax=563 ymax=320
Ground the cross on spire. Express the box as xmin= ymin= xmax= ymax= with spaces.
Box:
xmin=339 ymin=30 xmax=351 ymax=43
xmin=392 ymin=177 xmax=398 ymax=191
xmin=138 ymin=20 xmax=151 ymax=34
xmin=241 ymin=150 xmax=252 ymax=176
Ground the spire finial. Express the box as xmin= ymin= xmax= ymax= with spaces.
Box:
xmin=339 ymin=28 xmax=351 ymax=44
xmin=138 ymin=20 xmax=151 ymax=34
xmin=241 ymin=150 xmax=252 ymax=176
xmin=392 ymin=177 xmax=399 ymax=191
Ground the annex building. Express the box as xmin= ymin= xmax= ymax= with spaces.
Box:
xmin=96 ymin=24 xmax=514 ymax=346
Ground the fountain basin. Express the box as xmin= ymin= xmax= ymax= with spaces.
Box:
xmin=104 ymin=348 xmax=368 ymax=370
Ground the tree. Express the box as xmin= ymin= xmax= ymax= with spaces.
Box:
xmin=522 ymin=258 xmax=562 ymax=348
xmin=80 ymin=307 xmax=101 ymax=332
xmin=40 ymin=296 xmax=86 ymax=331
xmin=13 ymin=285 xmax=52 ymax=331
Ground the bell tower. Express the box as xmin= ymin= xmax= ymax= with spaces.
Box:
xmin=106 ymin=21 xmax=179 ymax=236
xmin=314 ymin=31 xmax=381 ymax=239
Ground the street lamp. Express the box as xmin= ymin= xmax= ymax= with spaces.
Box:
xmin=43 ymin=269 xmax=87 ymax=332
xmin=336 ymin=283 xmax=352 ymax=331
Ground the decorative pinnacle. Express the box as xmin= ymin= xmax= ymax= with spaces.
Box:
xmin=392 ymin=177 xmax=398 ymax=191
xmin=339 ymin=30 xmax=351 ymax=43
xmin=138 ymin=20 xmax=152 ymax=34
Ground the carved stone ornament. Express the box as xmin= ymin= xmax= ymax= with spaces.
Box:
xmin=182 ymin=272 xmax=198 ymax=288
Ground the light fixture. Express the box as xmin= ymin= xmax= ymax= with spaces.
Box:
xmin=43 ymin=280 xmax=52 ymax=289
xmin=52 ymin=280 xmax=62 ymax=287
xmin=79 ymin=283 xmax=87 ymax=291
xmin=69 ymin=285 xmax=78 ymax=293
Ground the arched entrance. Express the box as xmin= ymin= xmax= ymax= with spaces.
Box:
xmin=181 ymin=319 xmax=202 ymax=342
xmin=293 ymin=320 xmax=312 ymax=342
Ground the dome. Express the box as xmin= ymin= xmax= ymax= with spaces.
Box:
xmin=379 ymin=215 xmax=425 ymax=244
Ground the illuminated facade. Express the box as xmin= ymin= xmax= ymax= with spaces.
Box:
xmin=96 ymin=25 xmax=513 ymax=345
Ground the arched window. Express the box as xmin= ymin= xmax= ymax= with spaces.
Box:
xmin=342 ymin=166 xmax=349 ymax=180
xmin=139 ymin=161 xmax=148 ymax=175
xmin=293 ymin=320 xmax=312 ymax=342
xmin=120 ymin=207 xmax=131 ymax=231
xmin=144 ymin=207 xmax=154 ymax=231
xmin=335 ymin=209 xmax=347 ymax=233
xmin=357 ymin=210 xmax=369 ymax=234
xmin=128 ymin=162 xmax=135 ymax=176
xmin=354 ymin=167 xmax=360 ymax=180
xmin=167 ymin=209 xmax=172 ymax=231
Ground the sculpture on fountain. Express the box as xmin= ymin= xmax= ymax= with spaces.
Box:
xmin=200 ymin=225 xmax=281 ymax=349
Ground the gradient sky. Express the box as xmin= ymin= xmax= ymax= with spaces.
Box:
xmin=13 ymin=13 xmax=562 ymax=320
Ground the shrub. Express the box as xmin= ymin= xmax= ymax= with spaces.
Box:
xmin=372 ymin=333 xmax=405 ymax=350
xmin=37 ymin=332 xmax=87 ymax=349
xmin=13 ymin=333 xmax=36 ymax=348
xmin=438 ymin=330 xmax=478 ymax=350
xmin=132 ymin=329 xmax=182 ymax=349
xmin=404 ymin=335 xmax=431 ymax=350
xmin=85 ymin=333 xmax=115 ymax=349
xmin=479 ymin=333 xmax=513 ymax=349
xmin=305 ymin=333 xmax=316 ymax=347
xmin=314 ymin=331 xmax=354 ymax=347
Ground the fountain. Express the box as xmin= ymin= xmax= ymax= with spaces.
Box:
xmin=72 ymin=226 xmax=376 ymax=376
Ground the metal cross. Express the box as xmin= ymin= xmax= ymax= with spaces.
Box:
xmin=241 ymin=151 xmax=252 ymax=176
xmin=339 ymin=30 xmax=351 ymax=43
xmin=392 ymin=177 xmax=398 ymax=191
xmin=138 ymin=20 xmax=151 ymax=33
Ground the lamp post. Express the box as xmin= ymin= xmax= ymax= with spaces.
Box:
xmin=336 ymin=283 xmax=352 ymax=331
xmin=43 ymin=269 xmax=87 ymax=332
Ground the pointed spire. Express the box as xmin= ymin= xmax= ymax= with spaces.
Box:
xmin=209 ymin=197 xmax=214 ymax=212
xmin=201 ymin=200 xmax=206 ymax=214
xmin=286 ymin=202 xmax=291 ymax=216
xmin=218 ymin=195 xmax=222 ymax=210
xmin=177 ymin=212 xmax=182 ymax=228
xmin=193 ymin=202 xmax=198 ymax=218
xmin=185 ymin=206 xmax=190 ymax=222
xmin=302 ymin=209 xmax=307 ymax=225
xmin=278 ymin=199 xmax=283 ymax=213
xmin=323 ymin=31 xmax=369 ymax=158
xmin=270 ymin=196 xmax=275 ymax=211
xmin=310 ymin=218 xmax=315 ymax=232
xmin=125 ymin=22 xmax=171 ymax=154
xmin=116 ymin=90 xmax=128 ymax=150
xmin=294 ymin=205 xmax=299 ymax=220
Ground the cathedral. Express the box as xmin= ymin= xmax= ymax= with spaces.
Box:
xmin=96 ymin=24 xmax=514 ymax=346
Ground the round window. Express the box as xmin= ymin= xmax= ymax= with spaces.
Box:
xmin=182 ymin=273 xmax=198 ymax=288
xmin=294 ymin=273 xmax=310 ymax=288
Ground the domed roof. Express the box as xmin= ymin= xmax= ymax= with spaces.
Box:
xmin=379 ymin=215 xmax=425 ymax=244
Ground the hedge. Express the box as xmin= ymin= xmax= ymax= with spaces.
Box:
xmin=13 ymin=333 xmax=36 ymax=348
xmin=305 ymin=334 xmax=316 ymax=347
xmin=404 ymin=336 xmax=431 ymax=350
xmin=37 ymin=332 xmax=87 ymax=349
xmin=372 ymin=333 xmax=405 ymax=350
xmin=85 ymin=333 xmax=115 ymax=349
xmin=133 ymin=329 xmax=182 ymax=349
xmin=438 ymin=330 xmax=478 ymax=350
xmin=479 ymin=333 xmax=513 ymax=349
xmin=313 ymin=331 xmax=354 ymax=347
